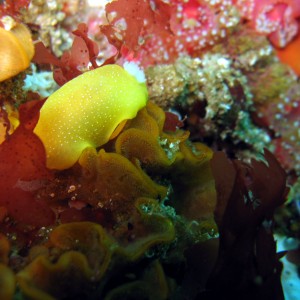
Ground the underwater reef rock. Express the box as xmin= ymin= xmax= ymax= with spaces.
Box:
xmin=0 ymin=0 xmax=297 ymax=299
xmin=0 ymin=98 xmax=217 ymax=299
xmin=0 ymin=98 xmax=288 ymax=299
xmin=146 ymin=23 xmax=300 ymax=182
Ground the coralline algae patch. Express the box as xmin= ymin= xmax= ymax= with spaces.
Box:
xmin=146 ymin=37 xmax=270 ymax=156
xmin=151 ymin=0 xmax=240 ymax=61
xmin=146 ymin=22 xmax=300 ymax=179
xmin=233 ymin=0 xmax=300 ymax=48
xmin=101 ymin=0 xmax=240 ymax=65
xmin=100 ymin=0 xmax=300 ymax=68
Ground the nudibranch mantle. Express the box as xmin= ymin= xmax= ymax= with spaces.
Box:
xmin=34 ymin=64 xmax=148 ymax=170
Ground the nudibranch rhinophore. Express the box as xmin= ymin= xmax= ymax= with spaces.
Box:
xmin=34 ymin=63 xmax=148 ymax=170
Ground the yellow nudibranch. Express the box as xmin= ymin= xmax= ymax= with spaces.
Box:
xmin=34 ymin=64 xmax=148 ymax=170
xmin=0 ymin=22 xmax=34 ymax=82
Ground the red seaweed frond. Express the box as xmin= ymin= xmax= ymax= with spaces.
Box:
xmin=233 ymin=0 xmax=300 ymax=48
xmin=0 ymin=99 xmax=55 ymax=231
xmin=33 ymin=23 xmax=101 ymax=86
xmin=0 ymin=0 xmax=30 ymax=21
xmin=100 ymin=0 xmax=173 ymax=65
xmin=100 ymin=0 xmax=242 ymax=66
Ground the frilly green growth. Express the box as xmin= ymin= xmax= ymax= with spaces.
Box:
xmin=0 ymin=234 xmax=15 ymax=300
xmin=0 ymin=264 xmax=15 ymax=300
xmin=104 ymin=260 xmax=169 ymax=300
xmin=75 ymin=101 xmax=216 ymax=222
xmin=17 ymin=216 xmax=175 ymax=300
xmin=34 ymin=64 xmax=148 ymax=170
xmin=15 ymin=101 xmax=217 ymax=299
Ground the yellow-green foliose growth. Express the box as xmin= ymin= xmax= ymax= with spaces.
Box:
xmin=34 ymin=64 xmax=148 ymax=170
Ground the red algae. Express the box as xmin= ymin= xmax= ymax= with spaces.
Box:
xmin=0 ymin=0 xmax=30 ymax=21
xmin=0 ymin=100 xmax=54 ymax=229
xmin=33 ymin=23 xmax=100 ymax=86
xmin=101 ymin=0 xmax=238 ymax=66
xmin=100 ymin=0 xmax=173 ymax=65
xmin=208 ymin=150 xmax=287 ymax=299
xmin=163 ymin=111 xmax=185 ymax=132
xmin=234 ymin=0 xmax=300 ymax=48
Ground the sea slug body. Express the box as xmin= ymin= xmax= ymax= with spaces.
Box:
xmin=34 ymin=64 xmax=148 ymax=170
xmin=0 ymin=22 xmax=34 ymax=82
